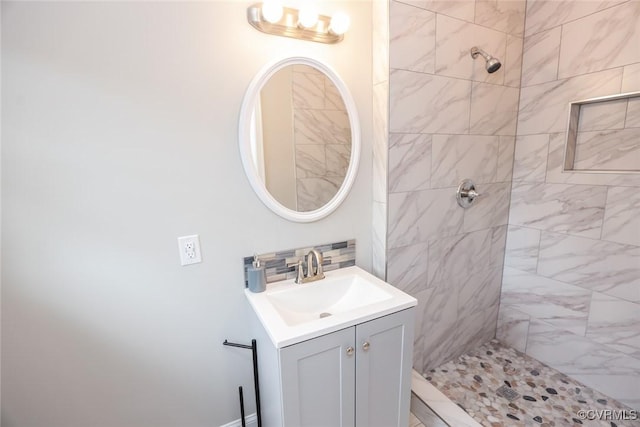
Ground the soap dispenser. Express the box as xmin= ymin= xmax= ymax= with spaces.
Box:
xmin=247 ymin=255 xmax=266 ymax=293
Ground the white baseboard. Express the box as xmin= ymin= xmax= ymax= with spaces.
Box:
xmin=219 ymin=412 xmax=258 ymax=427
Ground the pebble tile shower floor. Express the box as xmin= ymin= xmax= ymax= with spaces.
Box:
xmin=423 ymin=340 xmax=640 ymax=427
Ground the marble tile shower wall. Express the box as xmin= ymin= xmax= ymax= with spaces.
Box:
xmin=385 ymin=0 xmax=524 ymax=372
xmin=496 ymin=0 xmax=640 ymax=410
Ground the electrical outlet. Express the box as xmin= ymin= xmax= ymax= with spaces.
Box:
xmin=178 ymin=235 xmax=202 ymax=266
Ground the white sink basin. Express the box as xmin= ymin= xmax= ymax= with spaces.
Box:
xmin=266 ymin=273 xmax=394 ymax=326
xmin=245 ymin=266 xmax=417 ymax=348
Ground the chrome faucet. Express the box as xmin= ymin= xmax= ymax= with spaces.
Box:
xmin=295 ymin=249 xmax=325 ymax=284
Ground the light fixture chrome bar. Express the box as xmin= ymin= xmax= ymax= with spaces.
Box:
xmin=247 ymin=3 xmax=344 ymax=44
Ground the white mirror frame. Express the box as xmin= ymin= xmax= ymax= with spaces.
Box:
xmin=238 ymin=56 xmax=361 ymax=223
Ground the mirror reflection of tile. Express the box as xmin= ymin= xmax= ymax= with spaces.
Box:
xmin=291 ymin=65 xmax=351 ymax=211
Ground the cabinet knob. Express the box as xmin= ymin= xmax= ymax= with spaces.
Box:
xmin=362 ymin=341 xmax=370 ymax=352
xmin=346 ymin=346 xmax=354 ymax=356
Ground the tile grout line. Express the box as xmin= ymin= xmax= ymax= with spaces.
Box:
xmin=523 ymin=0 xmax=633 ymax=39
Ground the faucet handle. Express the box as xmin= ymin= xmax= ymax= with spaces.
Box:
xmin=295 ymin=259 xmax=305 ymax=284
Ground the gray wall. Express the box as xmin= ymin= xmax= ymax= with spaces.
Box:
xmin=497 ymin=0 xmax=640 ymax=410
xmin=383 ymin=0 xmax=523 ymax=372
xmin=0 ymin=2 xmax=372 ymax=426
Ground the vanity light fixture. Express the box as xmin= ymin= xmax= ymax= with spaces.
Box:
xmin=247 ymin=1 xmax=350 ymax=44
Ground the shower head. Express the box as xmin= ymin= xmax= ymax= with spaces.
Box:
xmin=470 ymin=46 xmax=502 ymax=73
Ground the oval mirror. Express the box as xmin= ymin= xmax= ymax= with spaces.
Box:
xmin=239 ymin=57 xmax=361 ymax=222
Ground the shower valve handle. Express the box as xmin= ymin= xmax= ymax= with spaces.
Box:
xmin=466 ymin=188 xmax=481 ymax=199
xmin=456 ymin=179 xmax=482 ymax=208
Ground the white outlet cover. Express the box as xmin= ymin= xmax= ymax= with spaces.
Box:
xmin=177 ymin=235 xmax=202 ymax=266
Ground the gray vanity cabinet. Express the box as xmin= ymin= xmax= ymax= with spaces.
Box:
xmin=280 ymin=327 xmax=355 ymax=426
xmin=277 ymin=308 xmax=414 ymax=427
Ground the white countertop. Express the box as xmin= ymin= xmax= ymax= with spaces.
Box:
xmin=245 ymin=265 xmax=417 ymax=348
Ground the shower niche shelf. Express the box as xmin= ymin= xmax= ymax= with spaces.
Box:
xmin=563 ymin=91 xmax=640 ymax=174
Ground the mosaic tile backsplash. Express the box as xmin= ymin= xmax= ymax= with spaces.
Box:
xmin=243 ymin=239 xmax=355 ymax=287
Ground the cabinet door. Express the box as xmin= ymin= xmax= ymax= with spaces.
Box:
xmin=280 ymin=327 xmax=355 ymax=427
xmin=355 ymin=308 xmax=415 ymax=427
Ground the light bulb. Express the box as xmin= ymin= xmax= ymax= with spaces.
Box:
xmin=298 ymin=6 xmax=318 ymax=28
xmin=329 ymin=11 xmax=350 ymax=35
xmin=261 ymin=0 xmax=283 ymax=24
